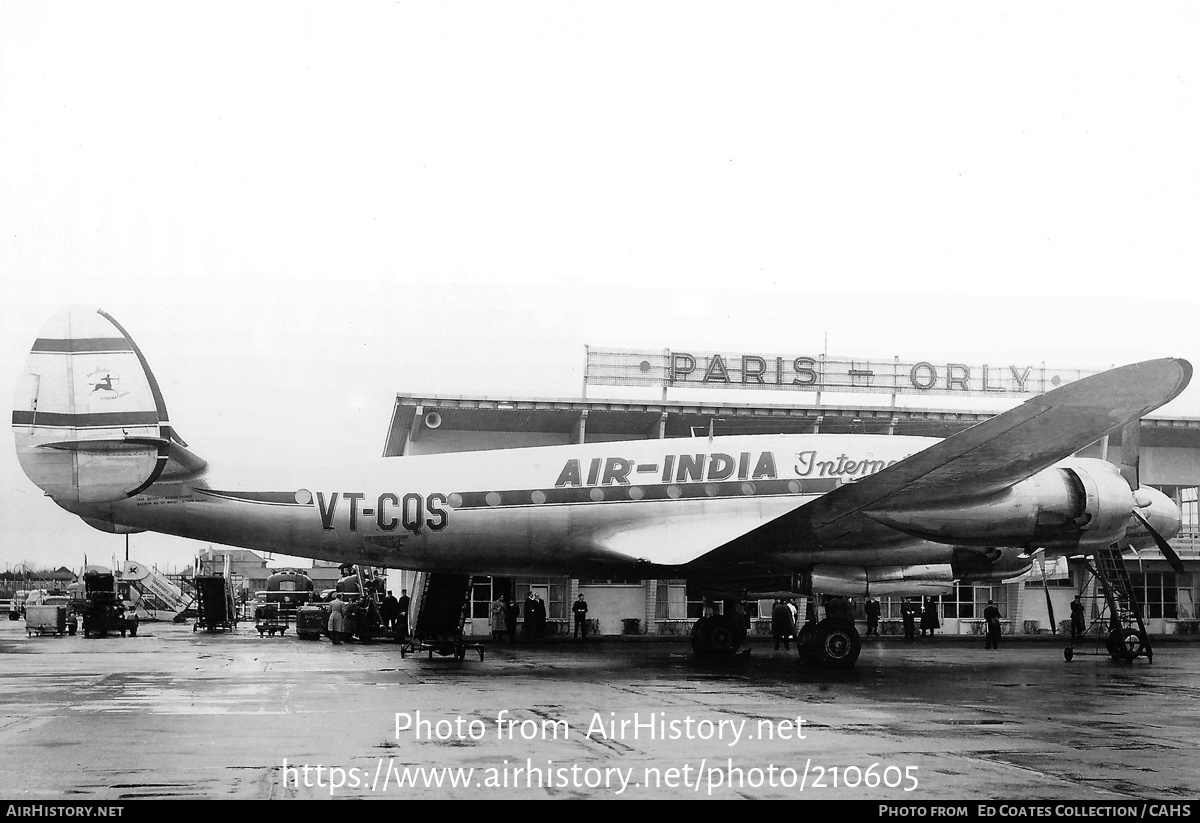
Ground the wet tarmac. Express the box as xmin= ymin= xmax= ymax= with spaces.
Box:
xmin=1 ymin=619 xmax=1197 ymax=800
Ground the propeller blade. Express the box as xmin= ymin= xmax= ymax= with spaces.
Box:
xmin=1037 ymin=555 xmax=1056 ymax=633
xmin=1117 ymin=420 xmax=1141 ymax=491
xmin=1131 ymin=509 xmax=1187 ymax=576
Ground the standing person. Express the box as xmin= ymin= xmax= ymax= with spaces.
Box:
xmin=920 ymin=597 xmax=940 ymax=637
xmin=533 ymin=594 xmax=547 ymax=639
xmin=396 ymin=589 xmax=411 ymax=641
xmin=1070 ymin=595 xmax=1086 ymax=643
xmin=504 ymin=597 xmax=519 ymax=644
xmin=327 ymin=595 xmax=346 ymax=645
xmin=772 ymin=598 xmax=794 ymax=651
xmin=734 ymin=600 xmax=750 ymax=644
xmin=380 ymin=590 xmax=398 ymax=631
xmin=901 ymin=598 xmax=917 ymax=642
xmin=984 ymin=599 xmax=1002 ymax=650
xmin=490 ymin=595 xmax=506 ymax=640
xmin=865 ymin=597 xmax=881 ymax=637
xmin=524 ymin=592 xmax=537 ymax=639
xmin=572 ymin=593 xmax=589 ymax=640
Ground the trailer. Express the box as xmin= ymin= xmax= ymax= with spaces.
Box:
xmin=25 ymin=604 xmax=75 ymax=637
xmin=253 ymin=602 xmax=289 ymax=636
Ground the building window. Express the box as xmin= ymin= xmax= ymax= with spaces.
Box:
xmin=937 ymin=584 xmax=1006 ymax=619
xmin=1024 ymin=578 xmax=1074 ymax=588
xmin=1129 ymin=572 xmax=1193 ymax=619
xmin=512 ymin=578 xmax=570 ymax=621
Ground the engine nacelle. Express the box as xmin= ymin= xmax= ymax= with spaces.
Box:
xmin=950 ymin=546 xmax=1033 ymax=583
xmin=864 ymin=458 xmax=1135 ymax=552
xmin=810 ymin=564 xmax=955 ymax=597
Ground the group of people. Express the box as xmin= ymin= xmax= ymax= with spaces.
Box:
xmin=489 ymin=591 xmax=552 ymax=642
xmin=325 ymin=588 xmax=410 ymax=645
xmin=900 ymin=597 xmax=942 ymax=642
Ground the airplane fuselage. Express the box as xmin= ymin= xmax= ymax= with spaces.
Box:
xmin=68 ymin=433 xmax=934 ymax=575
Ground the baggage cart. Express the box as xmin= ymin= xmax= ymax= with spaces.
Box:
xmin=25 ymin=604 xmax=73 ymax=637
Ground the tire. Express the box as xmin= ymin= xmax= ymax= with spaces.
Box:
xmin=1120 ymin=629 xmax=1147 ymax=659
xmin=1106 ymin=629 xmax=1142 ymax=661
xmin=1064 ymin=647 xmax=1074 ymax=661
xmin=690 ymin=617 xmax=713 ymax=654
xmin=813 ymin=620 xmax=861 ymax=668
xmin=127 ymin=621 xmax=137 ymax=638
xmin=707 ymin=618 xmax=742 ymax=654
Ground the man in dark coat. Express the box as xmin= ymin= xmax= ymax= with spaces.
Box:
xmin=865 ymin=597 xmax=881 ymax=637
xmin=920 ymin=597 xmax=940 ymax=637
xmin=1070 ymin=595 xmax=1086 ymax=642
xmin=396 ymin=589 xmax=411 ymax=641
xmin=901 ymin=598 xmax=917 ymax=642
xmin=984 ymin=599 xmax=1002 ymax=650
xmin=504 ymin=597 xmax=519 ymax=643
xmin=771 ymin=599 xmax=794 ymax=651
xmin=381 ymin=591 xmax=399 ymax=631
xmin=572 ymin=593 xmax=589 ymax=639
xmin=524 ymin=592 xmax=538 ymax=639
xmin=532 ymin=594 xmax=547 ymax=639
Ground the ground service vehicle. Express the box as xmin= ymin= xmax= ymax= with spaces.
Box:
xmin=81 ymin=570 xmax=138 ymax=638
xmin=256 ymin=568 xmax=314 ymax=617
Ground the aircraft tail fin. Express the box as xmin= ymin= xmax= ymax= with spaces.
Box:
xmin=11 ymin=306 xmax=205 ymax=503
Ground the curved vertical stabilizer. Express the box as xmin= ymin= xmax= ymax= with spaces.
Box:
xmin=12 ymin=306 xmax=172 ymax=502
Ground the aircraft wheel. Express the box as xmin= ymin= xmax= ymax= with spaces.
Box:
xmin=815 ymin=621 xmax=861 ymax=668
xmin=690 ymin=617 xmax=713 ymax=654
xmin=1064 ymin=647 xmax=1074 ymax=661
xmin=707 ymin=618 xmax=742 ymax=655
xmin=128 ymin=621 xmax=137 ymax=637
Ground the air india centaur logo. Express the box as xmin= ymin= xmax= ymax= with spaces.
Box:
xmin=87 ymin=369 xmax=129 ymax=400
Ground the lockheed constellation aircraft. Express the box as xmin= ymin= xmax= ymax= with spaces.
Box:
xmin=11 ymin=307 xmax=1190 ymax=666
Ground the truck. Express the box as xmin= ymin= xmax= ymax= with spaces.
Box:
xmin=255 ymin=568 xmax=315 ymax=617
xmin=80 ymin=569 xmax=138 ymax=638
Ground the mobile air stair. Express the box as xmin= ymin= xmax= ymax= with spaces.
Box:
xmin=400 ymin=572 xmax=483 ymax=661
xmin=1065 ymin=543 xmax=1151 ymax=663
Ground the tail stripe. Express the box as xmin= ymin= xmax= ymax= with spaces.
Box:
xmin=32 ymin=337 xmax=134 ymax=353
xmin=11 ymin=410 xmax=161 ymax=428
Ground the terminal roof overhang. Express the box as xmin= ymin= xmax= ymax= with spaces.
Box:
xmin=384 ymin=394 xmax=1200 ymax=456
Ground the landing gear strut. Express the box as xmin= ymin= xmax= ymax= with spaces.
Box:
xmin=797 ymin=619 xmax=861 ymax=667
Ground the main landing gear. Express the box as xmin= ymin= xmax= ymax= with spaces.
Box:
xmin=690 ymin=614 xmax=862 ymax=667
xmin=796 ymin=619 xmax=861 ymax=668
xmin=690 ymin=615 xmax=745 ymax=655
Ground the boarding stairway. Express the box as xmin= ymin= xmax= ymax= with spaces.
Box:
xmin=402 ymin=572 xmax=483 ymax=660
xmin=1072 ymin=543 xmax=1152 ymax=663
xmin=120 ymin=561 xmax=195 ymax=622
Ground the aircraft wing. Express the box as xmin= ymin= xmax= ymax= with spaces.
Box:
xmin=694 ymin=358 xmax=1191 ymax=561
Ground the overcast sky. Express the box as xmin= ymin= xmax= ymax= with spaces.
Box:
xmin=2 ymin=2 xmax=1199 ymax=573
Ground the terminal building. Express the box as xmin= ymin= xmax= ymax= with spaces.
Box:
xmin=381 ymin=349 xmax=1200 ymax=639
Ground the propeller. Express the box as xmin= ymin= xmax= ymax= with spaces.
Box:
xmin=1113 ymin=420 xmax=1187 ymax=576
xmin=1035 ymin=549 xmax=1056 ymax=634
xmin=1130 ymin=509 xmax=1187 ymax=576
